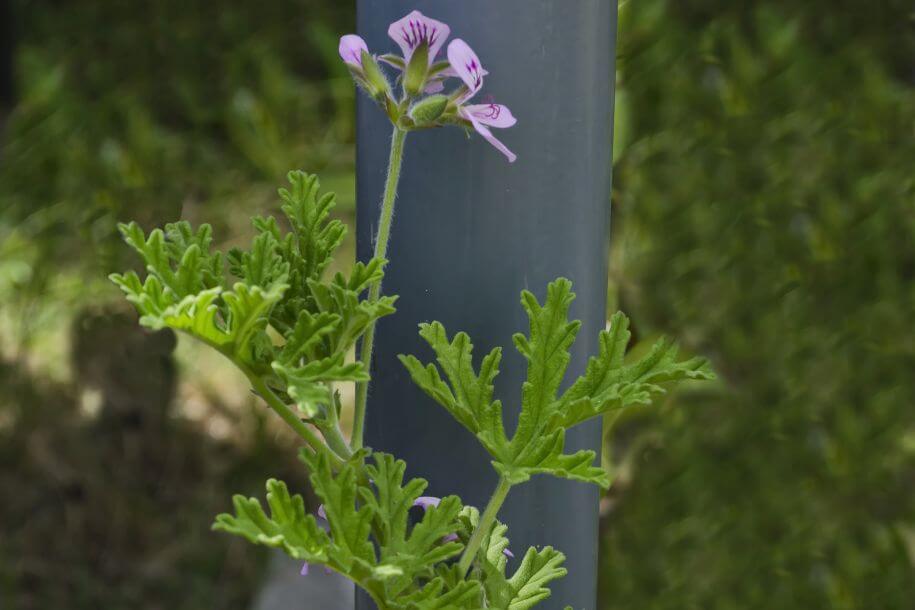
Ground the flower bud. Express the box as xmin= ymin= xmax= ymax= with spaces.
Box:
xmin=403 ymin=42 xmax=429 ymax=98
xmin=360 ymin=50 xmax=391 ymax=100
xmin=410 ymin=95 xmax=449 ymax=125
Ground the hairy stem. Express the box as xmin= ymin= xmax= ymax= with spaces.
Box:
xmin=318 ymin=382 xmax=353 ymax=458
xmin=458 ymin=477 xmax=513 ymax=575
xmin=247 ymin=373 xmax=345 ymax=469
xmin=352 ymin=126 xmax=408 ymax=450
xmin=321 ymin=423 xmax=353 ymax=460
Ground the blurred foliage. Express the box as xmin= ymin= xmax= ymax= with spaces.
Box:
xmin=0 ymin=1 xmax=355 ymax=608
xmin=0 ymin=0 xmax=357 ymax=350
xmin=601 ymin=1 xmax=915 ymax=608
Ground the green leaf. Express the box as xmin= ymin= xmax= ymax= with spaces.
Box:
xmin=401 ymin=278 xmax=712 ymax=491
xmin=223 ymin=281 xmax=287 ymax=364
xmin=308 ymin=452 xmax=376 ymax=574
xmin=557 ymin=311 xmax=715 ymax=427
xmin=215 ymin=452 xmax=506 ymax=609
xmin=279 ymin=170 xmax=346 ymax=283
xmin=358 ymin=454 xmax=465 ymax=601
xmin=308 ymin=273 xmax=397 ymax=357
xmin=118 ymin=220 xmax=223 ymax=298
xmin=360 ymin=453 xmax=427 ymax=556
xmin=277 ymin=310 xmax=341 ymax=365
xmin=509 ymin=279 xmax=581 ymax=455
xmin=399 ymin=322 xmax=508 ymax=457
xmin=502 ymin=547 xmax=568 ymax=610
xmin=273 ymin=354 xmax=368 ymax=417
xmin=458 ymin=505 xmax=511 ymax=581
xmin=456 ymin=506 xmax=567 ymax=610
xmin=227 ymin=230 xmax=289 ymax=289
xmin=111 ymin=271 xmax=286 ymax=370
xmin=212 ymin=478 xmax=330 ymax=562
xmin=112 ymin=221 xmax=286 ymax=368
xmin=302 ymin=452 xmax=469 ymax=606
xmin=404 ymin=578 xmax=482 ymax=609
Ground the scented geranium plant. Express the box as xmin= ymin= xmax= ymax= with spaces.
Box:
xmin=111 ymin=10 xmax=713 ymax=609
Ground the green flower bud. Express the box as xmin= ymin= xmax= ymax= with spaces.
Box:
xmin=410 ymin=95 xmax=449 ymax=125
xmin=403 ymin=42 xmax=429 ymax=98
xmin=360 ymin=50 xmax=390 ymax=99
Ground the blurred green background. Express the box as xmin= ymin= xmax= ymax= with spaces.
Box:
xmin=1 ymin=1 xmax=912 ymax=609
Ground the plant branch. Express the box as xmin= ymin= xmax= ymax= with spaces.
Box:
xmin=318 ymin=382 xmax=353 ymax=458
xmin=458 ymin=477 xmax=513 ymax=575
xmin=246 ymin=373 xmax=345 ymax=469
xmin=352 ymin=126 xmax=408 ymax=450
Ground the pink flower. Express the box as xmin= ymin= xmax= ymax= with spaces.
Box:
xmin=413 ymin=496 xmax=442 ymax=510
xmin=387 ymin=10 xmax=451 ymax=65
xmin=447 ymin=39 xmax=517 ymax=162
xmin=338 ymin=34 xmax=369 ymax=68
xmin=338 ymin=13 xmax=516 ymax=163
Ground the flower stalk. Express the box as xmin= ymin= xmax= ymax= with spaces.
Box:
xmin=246 ymin=373 xmax=347 ymax=468
xmin=458 ymin=477 xmax=513 ymax=575
xmin=352 ymin=126 xmax=408 ymax=450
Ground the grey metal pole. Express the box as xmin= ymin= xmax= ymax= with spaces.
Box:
xmin=356 ymin=2 xmax=616 ymax=608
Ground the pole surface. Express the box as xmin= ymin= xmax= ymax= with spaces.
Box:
xmin=356 ymin=2 xmax=616 ymax=608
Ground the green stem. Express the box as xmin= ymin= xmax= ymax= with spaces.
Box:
xmin=319 ymin=382 xmax=353 ymax=458
xmin=352 ymin=126 xmax=408 ymax=450
xmin=247 ymin=373 xmax=345 ymax=469
xmin=321 ymin=422 xmax=353 ymax=460
xmin=458 ymin=477 xmax=513 ymax=575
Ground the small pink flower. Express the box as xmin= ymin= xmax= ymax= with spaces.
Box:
xmin=338 ymin=34 xmax=369 ymax=68
xmin=338 ymin=14 xmax=516 ymax=163
xmin=413 ymin=496 xmax=442 ymax=510
xmin=387 ymin=10 xmax=451 ymax=65
xmin=447 ymin=39 xmax=517 ymax=162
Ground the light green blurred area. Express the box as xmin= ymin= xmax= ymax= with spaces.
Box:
xmin=1 ymin=1 xmax=913 ymax=609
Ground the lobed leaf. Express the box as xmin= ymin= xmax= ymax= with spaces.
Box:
xmin=273 ymin=355 xmax=368 ymax=418
xmin=557 ymin=311 xmax=714 ymax=427
xmin=212 ymin=478 xmax=330 ymax=562
xmin=401 ymin=278 xmax=714 ymax=491
xmin=399 ymin=322 xmax=508 ymax=458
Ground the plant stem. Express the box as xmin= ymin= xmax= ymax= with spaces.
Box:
xmin=319 ymin=382 xmax=353 ymax=458
xmin=247 ymin=373 xmax=345 ymax=469
xmin=321 ymin=423 xmax=353 ymax=460
xmin=458 ymin=477 xmax=513 ymax=575
xmin=352 ymin=126 xmax=407 ymax=450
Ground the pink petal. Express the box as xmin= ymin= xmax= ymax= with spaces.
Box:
xmin=463 ymin=110 xmax=517 ymax=163
xmin=413 ymin=496 xmax=442 ymax=510
xmin=424 ymin=79 xmax=445 ymax=94
xmin=447 ymin=39 xmax=485 ymax=96
xmin=339 ymin=34 xmax=368 ymax=68
xmin=387 ymin=10 xmax=450 ymax=63
xmin=423 ymin=65 xmax=458 ymax=93
xmin=464 ymin=103 xmax=517 ymax=129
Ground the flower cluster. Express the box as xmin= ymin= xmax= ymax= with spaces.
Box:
xmin=340 ymin=10 xmax=517 ymax=162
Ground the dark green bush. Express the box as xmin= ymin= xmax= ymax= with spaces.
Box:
xmin=602 ymin=2 xmax=915 ymax=608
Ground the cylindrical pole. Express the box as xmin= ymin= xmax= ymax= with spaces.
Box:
xmin=356 ymin=2 xmax=616 ymax=608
